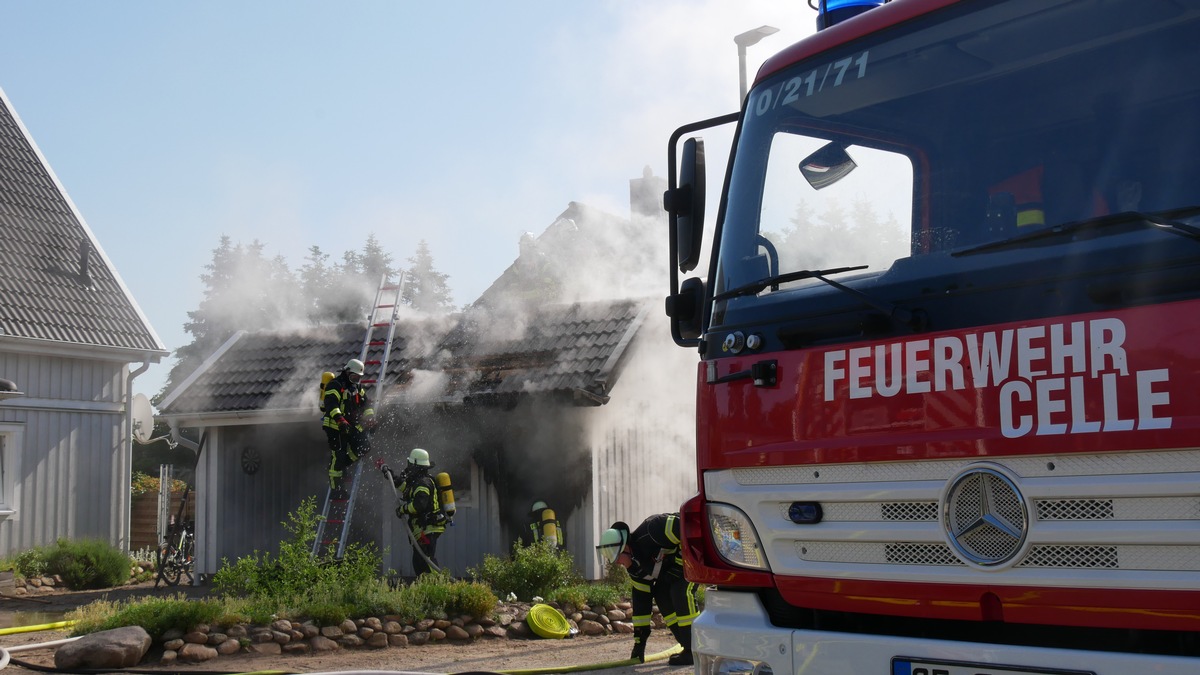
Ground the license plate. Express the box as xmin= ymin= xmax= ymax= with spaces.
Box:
xmin=892 ymin=657 xmax=1095 ymax=675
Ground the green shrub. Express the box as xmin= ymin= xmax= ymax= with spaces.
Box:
xmin=550 ymin=581 xmax=624 ymax=609
xmin=473 ymin=541 xmax=579 ymax=601
xmin=212 ymin=497 xmax=382 ymax=599
xmin=43 ymin=539 xmax=129 ymax=590
xmin=68 ymin=594 xmax=225 ymax=638
xmin=9 ymin=546 xmax=49 ymax=579
xmin=383 ymin=572 xmax=497 ymax=622
xmin=452 ymin=578 xmax=499 ymax=618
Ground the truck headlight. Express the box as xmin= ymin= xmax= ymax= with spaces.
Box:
xmin=707 ymin=502 xmax=769 ymax=570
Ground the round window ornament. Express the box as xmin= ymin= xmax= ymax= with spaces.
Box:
xmin=241 ymin=447 xmax=262 ymax=475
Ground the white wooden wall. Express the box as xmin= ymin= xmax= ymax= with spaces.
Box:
xmin=0 ymin=350 xmax=131 ymax=557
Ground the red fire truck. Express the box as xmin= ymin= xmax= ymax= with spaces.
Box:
xmin=664 ymin=1 xmax=1200 ymax=673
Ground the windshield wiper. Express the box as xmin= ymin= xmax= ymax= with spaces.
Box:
xmin=952 ymin=206 xmax=1200 ymax=257
xmin=714 ymin=264 xmax=927 ymax=331
xmin=713 ymin=264 xmax=868 ymax=301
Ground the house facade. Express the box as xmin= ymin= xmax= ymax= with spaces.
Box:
xmin=0 ymin=87 xmax=167 ymax=557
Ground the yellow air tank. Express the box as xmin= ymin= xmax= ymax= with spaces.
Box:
xmin=540 ymin=508 xmax=559 ymax=548
xmin=318 ymin=371 xmax=335 ymax=411
xmin=436 ymin=472 xmax=455 ymax=522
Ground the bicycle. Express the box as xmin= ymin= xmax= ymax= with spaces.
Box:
xmin=155 ymin=519 xmax=195 ymax=587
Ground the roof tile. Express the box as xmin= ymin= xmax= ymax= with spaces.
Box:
xmin=0 ymin=93 xmax=163 ymax=353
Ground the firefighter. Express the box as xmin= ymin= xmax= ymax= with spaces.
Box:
xmin=527 ymin=500 xmax=564 ymax=549
xmin=596 ymin=513 xmax=698 ymax=666
xmin=322 ymin=358 xmax=375 ymax=498
xmin=376 ymin=449 xmax=445 ymax=577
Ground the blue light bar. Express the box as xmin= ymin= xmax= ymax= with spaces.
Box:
xmin=818 ymin=0 xmax=887 ymax=30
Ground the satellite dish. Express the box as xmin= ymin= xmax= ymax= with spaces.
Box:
xmin=131 ymin=393 xmax=155 ymax=444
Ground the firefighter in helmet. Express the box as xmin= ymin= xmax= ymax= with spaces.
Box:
xmin=527 ymin=500 xmax=564 ymax=549
xmin=377 ymin=448 xmax=446 ymax=577
xmin=596 ymin=513 xmax=698 ymax=666
xmin=321 ymin=358 xmax=376 ymax=498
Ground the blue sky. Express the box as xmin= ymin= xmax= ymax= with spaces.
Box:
xmin=1 ymin=1 xmax=812 ymax=398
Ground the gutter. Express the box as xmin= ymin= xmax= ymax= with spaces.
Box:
xmin=168 ymin=426 xmax=202 ymax=453
xmin=161 ymin=407 xmax=316 ymax=427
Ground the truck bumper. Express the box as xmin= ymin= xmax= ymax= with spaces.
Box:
xmin=693 ymin=589 xmax=1200 ymax=675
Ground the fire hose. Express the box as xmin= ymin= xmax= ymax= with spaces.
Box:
xmin=381 ymin=465 xmax=441 ymax=574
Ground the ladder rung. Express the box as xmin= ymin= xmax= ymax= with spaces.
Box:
xmin=361 ymin=378 xmax=377 ymax=384
xmin=369 ymin=340 xmax=386 ymax=346
xmin=381 ymin=284 xmax=399 ymax=291
xmin=364 ymin=360 xmax=381 ymax=365
xmin=328 ymin=519 xmax=344 ymax=524
xmin=376 ymin=303 xmax=396 ymax=309
xmin=372 ymin=322 xmax=390 ymax=328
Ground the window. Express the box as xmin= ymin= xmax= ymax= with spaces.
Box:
xmin=0 ymin=424 xmax=22 ymax=522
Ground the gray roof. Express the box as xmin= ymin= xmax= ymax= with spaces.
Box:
xmin=158 ymin=298 xmax=651 ymax=418
xmin=156 ymin=322 xmax=411 ymax=417
xmin=0 ymin=88 xmax=165 ymax=355
xmin=438 ymin=298 xmax=650 ymax=406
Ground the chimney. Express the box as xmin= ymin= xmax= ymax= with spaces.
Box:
xmin=630 ymin=166 xmax=667 ymax=222
xmin=78 ymin=239 xmax=93 ymax=288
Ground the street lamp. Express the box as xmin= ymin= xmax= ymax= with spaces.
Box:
xmin=735 ymin=25 xmax=780 ymax=103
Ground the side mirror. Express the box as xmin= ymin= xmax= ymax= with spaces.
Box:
xmin=665 ymin=138 xmax=707 ymax=273
xmin=799 ymin=142 xmax=856 ymax=190
xmin=666 ymin=277 xmax=706 ymax=340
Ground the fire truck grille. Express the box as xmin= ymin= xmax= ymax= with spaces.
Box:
xmin=881 ymin=502 xmax=939 ymax=521
xmin=1036 ymin=499 xmax=1114 ymax=520
xmin=1018 ymin=545 xmax=1119 ymax=568
xmin=884 ymin=543 xmax=964 ymax=566
xmin=796 ymin=542 xmax=1200 ymax=570
xmin=728 ymin=451 xmax=1200 ymax=578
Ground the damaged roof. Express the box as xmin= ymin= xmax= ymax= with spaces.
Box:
xmin=436 ymin=298 xmax=651 ymax=407
xmin=157 ymin=298 xmax=652 ymax=419
xmin=0 ymin=88 xmax=165 ymax=356
xmin=156 ymin=322 xmax=419 ymax=418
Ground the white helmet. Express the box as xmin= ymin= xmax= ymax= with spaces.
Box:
xmin=345 ymin=359 xmax=365 ymax=376
xmin=596 ymin=521 xmax=629 ymax=566
xmin=407 ymin=448 xmax=431 ymax=467
xmin=531 ymin=500 xmax=549 ymax=513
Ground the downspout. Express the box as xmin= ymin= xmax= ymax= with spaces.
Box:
xmin=123 ymin=360 xmax=152 ymax=551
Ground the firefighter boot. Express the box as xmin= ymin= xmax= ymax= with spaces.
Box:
xmin=328 ymin=471 xmax=348 ymax=501
xmin=668 ymin=624 xmax=694 ymax=666
xmin=629 ymin=626 xmax=650 ymax=662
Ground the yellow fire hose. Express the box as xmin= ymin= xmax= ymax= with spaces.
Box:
xmin=492 ymin=644 xmax=683 ymax=674
xmin=0 ymin=620 xmax=76 ymax=636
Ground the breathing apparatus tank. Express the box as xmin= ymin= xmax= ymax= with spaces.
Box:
xmin=435 ymin=472 xmax=455 ymax=523
xmin=318 ymin=371 xmax=335 ymax=412
xmin=540 ymin=508 xmax=559 ymax=548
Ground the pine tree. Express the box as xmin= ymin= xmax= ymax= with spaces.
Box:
xmin=299 ymin=245 xmax=333 ymax=323
xmin=402 ymin=239 xmax=455 ymax=314
xmin=162 ymin=237 xmax=302 ymax=398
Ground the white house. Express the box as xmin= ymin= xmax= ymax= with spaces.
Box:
xmin=0 ymin=87 xmax=168 ymax=556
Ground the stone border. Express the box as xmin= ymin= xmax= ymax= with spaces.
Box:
xmin=155 ymin=600 xmax=667 ymax=666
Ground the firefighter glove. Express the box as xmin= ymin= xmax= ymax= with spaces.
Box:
xmin=374 ymin=457 xmax=387 ymax=471
xmin=337 ymin=416 xmax=350 ymax=429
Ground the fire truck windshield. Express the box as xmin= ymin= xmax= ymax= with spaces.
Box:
xmin=710 ymin=0 xmax=1200 ymax=332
